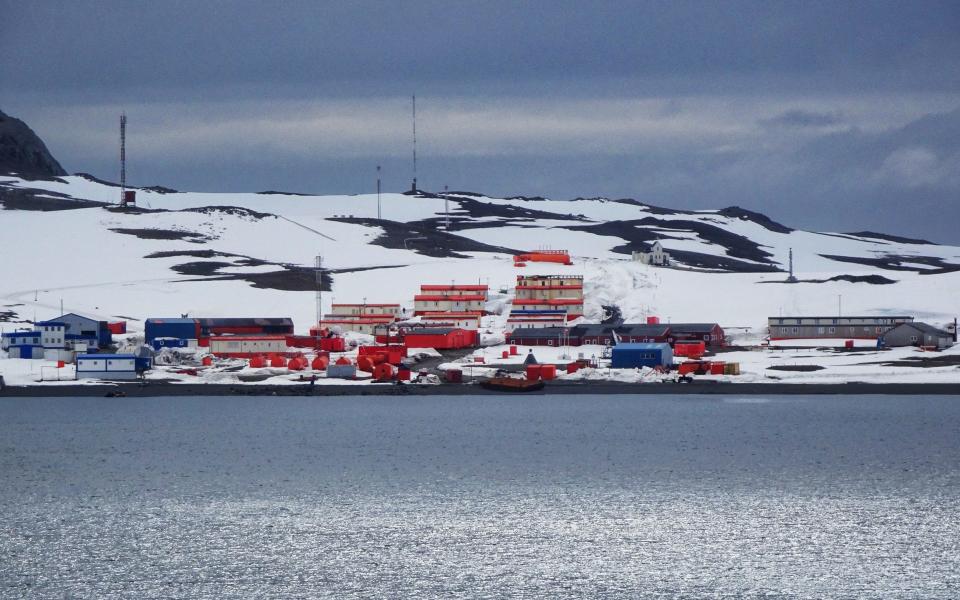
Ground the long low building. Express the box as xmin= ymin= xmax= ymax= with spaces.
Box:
xmin=507 ymin=323 xmax=725 ymax=347
xmin=768 ymin=316 xmax=913 ymax=340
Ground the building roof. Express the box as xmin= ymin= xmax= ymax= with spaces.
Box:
xmin=769 ymin=315 xmax=913 ymax=321
xmin=508 ymin=327 xmax=571 ymax=338
xmin=889 ymin=322 xmax=951 ymax=337
xmin=668 ymin=323 xmax=721 ymax=333
xmin=403 ymin=327 xmax=463 ymax=336
xmin=331 ymin=303 xmax=400 ymax=307
xmin=146 ymin=318 xmax=197 ymax=324
xmin=54 ymin=313 xmax=100 ymax=324
xmin=613 ymin=343 xmax=671 ymax=350
xmin=419 ymin=284 xmax=488 ymax=291
xmin=34 ymin=321 xmax=66 ymax=327
xmin=414 ymin=294 xmax=485 ymax=301
xmin=2 ymin=331 xmax=40 ymax=337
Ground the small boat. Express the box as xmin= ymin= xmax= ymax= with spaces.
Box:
xmin=479 ymin=376 xmax=545 ymax=392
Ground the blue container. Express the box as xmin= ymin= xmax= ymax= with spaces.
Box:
xmin=145 ymin=319 xmax=198 ymax=342
xmin=610 ymin=343 xmax=673 ymax=368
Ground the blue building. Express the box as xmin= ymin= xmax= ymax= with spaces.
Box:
xmin=53 ymin=313 xmax=113 ymax=348
xmin=610 ymin=342 xmax=674 ymax=369
xmin=1 ymin=331 xmax=43 ymax=358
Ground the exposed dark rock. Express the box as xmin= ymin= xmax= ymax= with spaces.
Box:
xmin=766 ymin=365 xmax=824 ymax=372
xmin=143 ymin=185 xmax=178 ymax=194
xmin=759 ymin=274 xmax=898 ymax=285
xmin=718 ymin=206 xmax=794 ymax=234
xmin=844 ymin=231 xmax=936 ymax=245
xmin=257 ymin=190 xmax=313 ymax=196
xmin=0 ymin=185 xmax=106 ymax=211
xmin=820 ymin=254 xmax=960 ymax=273
xmin=110 ymin=227 xmax=213 ymax=243
xmin=182 ymin=205 xmax=273 ymax=219
xmin=330 ymin=216 xmax=520 ymax=258
xmin=0 ymin=110 xmax=67 ymax=177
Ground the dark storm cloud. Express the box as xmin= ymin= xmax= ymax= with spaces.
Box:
xmin=1 ymin=0 xmax=959 ymax=240
xmin=759 ymin=110 xmax=844 ymax=129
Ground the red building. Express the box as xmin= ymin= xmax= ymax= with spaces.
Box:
xmin=669 ymin=323 xmax=725 ymax=347
xmin=403 ymin=327 xmax=478 ymax=349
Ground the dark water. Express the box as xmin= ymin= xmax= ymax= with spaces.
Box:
xmin=1 ymin=394 xmax=958 ymax=598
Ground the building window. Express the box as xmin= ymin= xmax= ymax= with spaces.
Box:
xmin=828 ymin=327 xmax=835 ymax=334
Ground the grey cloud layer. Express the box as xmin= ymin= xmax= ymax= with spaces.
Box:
xmin=1 ymin=1 xmax=959 ymax=240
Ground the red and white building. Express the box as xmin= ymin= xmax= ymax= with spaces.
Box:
xmin=320 ymin=303 xmax=402 ymax=334
xmin=413 ymin=294 xmax=485 ymax=315
xmin=420 ymin=311 xmax=483 ymax=329
xmin=511 ymin=274 xmax=584 ymax=320
xmin=419 ymin=284 xmax=488 ymax=301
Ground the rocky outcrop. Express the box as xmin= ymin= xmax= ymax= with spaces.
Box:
xmin=0 ymin=109 xmax=66 ymax=178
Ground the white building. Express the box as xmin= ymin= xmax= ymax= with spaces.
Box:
xmin=76 ymin=354 xmax=139 ymax=380
xmin=632 ymin=241 xmax=672 ymax=266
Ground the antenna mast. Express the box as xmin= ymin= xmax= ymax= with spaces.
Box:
xmin=119 ymin=113 xmax=126 ymax=204
xmin=377 ymin=165 xmax=382 ymax=220
xmin=787 ymin=247 xmax=797 ymax=283
xmin=315 ymin=255 xmax=324 ymax=330
xmin=411 ymin=94 xmax=417 ymax=193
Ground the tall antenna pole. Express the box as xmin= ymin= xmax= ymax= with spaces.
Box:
xmin=411 ymin=94 xmax=417 ymax=193
xmin=315 ymin=255 xmax=324 ymax=329
xmin=377 ymin=165 xmax=382 ymax=220
xmin=444 ymin=184 xmax=449 ymax=229
xmin=119 ymin=113 xmax=127 ymax=205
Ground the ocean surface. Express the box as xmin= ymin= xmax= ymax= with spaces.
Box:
xmin=1 ymin=394 xmax=958 ymax=598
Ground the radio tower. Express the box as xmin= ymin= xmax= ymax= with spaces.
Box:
xmin=787 ymin=247 xmax=798 ymax=283
xmin=119 ymin=113 xmax=127 ymax=206
xmin=411 ymin=94 xmax=418 ymax=193
xmin=118 ymin=113 xmax=135 ymax=208
xmin=377 ymin=165 xmax=382 ymax=220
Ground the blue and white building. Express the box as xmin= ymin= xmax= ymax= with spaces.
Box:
xmin=1 ymin=330 xmax=43 ymax=359
xmin=76 ymin=354 xmax=146 ymax=380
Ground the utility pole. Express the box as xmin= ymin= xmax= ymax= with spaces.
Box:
xmin=315 ymin=255 xmax=324 ymax=329
xmin=838 ymin=294 xmax=842 ymax=318
xmin=444 ymin=184 xmax=449 ymax=229
xmin=377 ymin=165 xmax=381 ymax=220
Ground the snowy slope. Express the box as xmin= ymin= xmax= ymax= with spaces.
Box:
xmin=2 ymin=174 xmax=959 ymax=341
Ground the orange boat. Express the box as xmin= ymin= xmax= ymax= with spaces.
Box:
xmin=480 ymin=376 xmax=545 ymax=392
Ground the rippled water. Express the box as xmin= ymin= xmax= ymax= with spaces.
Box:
xmin=1 ymin=394 xmax=959 ymax=598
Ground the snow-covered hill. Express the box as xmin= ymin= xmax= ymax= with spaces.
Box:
xmin=2 ymin=174 xmax=959 ymax=338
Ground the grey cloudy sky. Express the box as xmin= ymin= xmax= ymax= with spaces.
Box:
xmin=2 ymin=1 xmax=959 ymax=241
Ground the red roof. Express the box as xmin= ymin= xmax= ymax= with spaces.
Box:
xmin=420 ymin=284 xmax=488 ymax=291
xmin=513 ymin=299 xmax=584 ymax=306
xmin=331 ymin=303 xmax=400 ymax=308
xmin=414 ymin=294 xmax=485 ymax=302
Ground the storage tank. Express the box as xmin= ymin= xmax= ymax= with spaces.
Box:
xmin=311 ymin=355 xmax=329 ymax=371
xmin=270 ymin=355 xmax=287 ymax=368
xmin=372 ymin=363 xmax=395 ymax=381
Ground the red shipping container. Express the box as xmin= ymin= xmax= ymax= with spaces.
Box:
xmin=710 ymin=361 xmax=725 ymax=375
xmin=320 ymin=337 xmax=346 ymax=352
xmin=397 ymin=367 xmax=411 ymax=381
xmin=566 ymin=362 xmax=579 ymax=374
xmin=502 ymin=350 xmax=509 ymax=358
xmin=509 ymin=346 xmax=518 ymax=355
xmin=445 ymin=369 xmax=463 ymax=383
xmin=107 ymin=321 xmax=127 ymax=334
xmin=201 ymin=356 xmax=213 ymax=366
xmin=845 ymin=340 xmax=854 ymax=349
xmin=540 ymin=364 xmax=557 ymax=380
xmin=647 ymin=316 xmax=660 ymax=324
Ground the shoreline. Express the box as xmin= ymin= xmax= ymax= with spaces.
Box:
xmin=2 ymin=381 xmax=958 ymax=397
